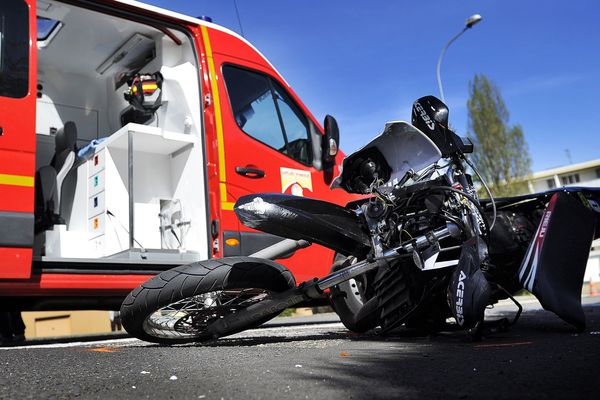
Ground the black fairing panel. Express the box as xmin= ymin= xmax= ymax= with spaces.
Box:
xmin=234 ymin=194 xmax=371 ymax=257
xmin=483 ymin=188 xmax=599 ymax=330
xmin=516 ymin=192 xmax=596 ymax=330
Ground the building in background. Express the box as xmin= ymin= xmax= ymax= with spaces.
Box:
xmin=526 ymin=159 xmax=600 ymax=288
xmin=526 ymin=159 xmax=600 ymax=193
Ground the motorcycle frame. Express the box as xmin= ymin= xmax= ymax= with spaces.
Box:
xmin=209 ymin=154 xmax=484 ymax=337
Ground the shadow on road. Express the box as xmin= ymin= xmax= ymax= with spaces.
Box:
xmin=279 ymin=304 xmax=600 ymax=400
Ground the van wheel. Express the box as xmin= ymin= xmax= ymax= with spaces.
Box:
xmin=120 ymin=257 xmax=296 ymax=344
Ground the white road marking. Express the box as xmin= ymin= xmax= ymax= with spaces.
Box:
xmin=0 ymin=322 xmax=345 ymax=350
xmin=0 ymin=337 xmax=139 ymax=350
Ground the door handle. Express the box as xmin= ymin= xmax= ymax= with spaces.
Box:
xmin=235 ymin=166 xmax=265 ymax=178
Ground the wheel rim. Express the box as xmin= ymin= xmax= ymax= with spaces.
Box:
xmin=142 ymin=288 xmax=270 ymax=340
xmin=336 ymin=257 xmax=367 ymax=308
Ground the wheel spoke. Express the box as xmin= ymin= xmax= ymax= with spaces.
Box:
xmin=142 ymin=288 xmax=271 ymax=339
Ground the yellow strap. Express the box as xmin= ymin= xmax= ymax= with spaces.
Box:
xmin=220 ymin=183 xmax=235 ymax=210
xmin=201 ymin=25 xmax=233 ymax=212
xmin=0 ymin=174 xmax=34 ymax=187
xmin=201 ymin=26 xmax=227 ymax=184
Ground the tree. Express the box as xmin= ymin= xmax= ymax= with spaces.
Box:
xmin=467 ymin=74 xmax=531 ymax=197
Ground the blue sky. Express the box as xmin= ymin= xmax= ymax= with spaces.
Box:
xmin=145 ymin=0 xmax=599 ymax=171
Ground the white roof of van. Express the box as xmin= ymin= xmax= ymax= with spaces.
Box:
xmin=112 ymin=0 xmax=289 ymax=86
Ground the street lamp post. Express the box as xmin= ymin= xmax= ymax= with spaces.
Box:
xmin=436 ymin=14 xmax=482 ymax=103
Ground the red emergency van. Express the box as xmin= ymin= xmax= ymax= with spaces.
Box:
xmin=0 ymin=0 xmax=353 ymax=310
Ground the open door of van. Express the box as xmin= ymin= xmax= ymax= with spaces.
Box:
xmin=0 ymin=0 xmax=37 ymax=278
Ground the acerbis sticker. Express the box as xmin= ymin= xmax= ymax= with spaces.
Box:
xmin=280 ymin=167 xmax=313 ymax=197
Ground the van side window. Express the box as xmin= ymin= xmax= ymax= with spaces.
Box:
xmin=272 ymin=83 xmax=310 ymax=164
xmin=222 ymin=65 xmax=311 ymax=165
xmin=0 ymin=0 xmax=29 ymax=98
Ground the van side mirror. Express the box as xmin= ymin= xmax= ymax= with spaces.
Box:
xmin=322 ymin=115 xmax=340 ymax=165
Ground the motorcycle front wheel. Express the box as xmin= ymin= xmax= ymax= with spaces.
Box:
xmin=120 ymin=257 xmax=296 ymax=344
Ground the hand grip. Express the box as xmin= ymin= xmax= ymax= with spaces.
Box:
xmin=235 ymin=166 xmax=265 ymax=178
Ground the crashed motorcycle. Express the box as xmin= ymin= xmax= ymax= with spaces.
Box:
xmin=121 ymin=96 xmax=600 ymax=343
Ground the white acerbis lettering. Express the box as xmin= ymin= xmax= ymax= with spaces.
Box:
xmin=415 ymin=102 xmax=436 ymax=130
xmin=455 ymin=270 xmax=467 ymax=325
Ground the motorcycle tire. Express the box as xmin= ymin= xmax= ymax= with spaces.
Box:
xmin=328 ymin=255 xmax=378 ymax=333
xmin=120 ymin=256 xmax=296 ymax=344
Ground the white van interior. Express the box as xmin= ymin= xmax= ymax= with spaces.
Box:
xmin=34 ymin=1 xmax=208 ymax=263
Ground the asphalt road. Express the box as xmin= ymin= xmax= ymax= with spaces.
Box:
xmin=1 ymin=296 xmax=599 ymax=400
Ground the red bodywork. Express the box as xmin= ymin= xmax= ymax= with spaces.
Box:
xmin=0 ymin=0 xmax=37 ymax=280
xmin=199 ymin=25 xmax=355 ymax=283
xmin=0 ymin=0 xmax=356 ymax=302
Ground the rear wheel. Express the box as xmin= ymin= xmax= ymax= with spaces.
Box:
xmin=120 ymin=257 xmax=296 ymax=344
xmin=329 ymin=256 xmax=378 ymax=333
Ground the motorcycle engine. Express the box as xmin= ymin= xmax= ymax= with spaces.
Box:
xmin=486 ymin=210 xmax=536 ymax=294
xmin=361 ymin=188 xmax=460 ymax=332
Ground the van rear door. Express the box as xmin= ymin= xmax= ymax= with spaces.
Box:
xmin=0 ymin=0 xmax=37 ymax=278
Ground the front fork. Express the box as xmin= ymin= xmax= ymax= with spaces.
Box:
xmin=445 ymin=162 xmax=496 ymax=331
